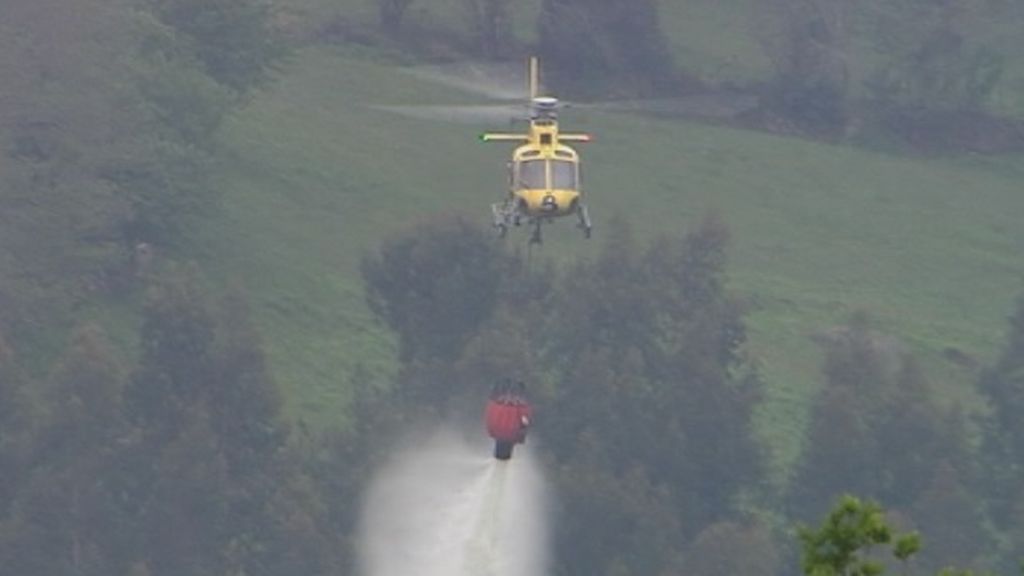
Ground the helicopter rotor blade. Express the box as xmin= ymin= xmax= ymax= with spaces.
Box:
xmin=570 ymin=92 xmax=759 ymax=120
xmin=370 ymin=103 xmax=530 ymax=125
xmin=379 ymin=62 xmax=759 ymax=125
xmin=399 ymin=61 xmax=534 ymax=101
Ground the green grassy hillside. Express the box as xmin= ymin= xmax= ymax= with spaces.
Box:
xmin=196 ymin=45 xmax=1024 ymax=476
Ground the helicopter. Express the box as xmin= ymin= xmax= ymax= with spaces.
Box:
xmin=374 ymin=58 xmax=761 ymax=245
xmin=481 ymin=57 xmax=593 ymax=245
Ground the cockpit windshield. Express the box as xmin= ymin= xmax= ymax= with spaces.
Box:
xmin=551 ymin=160 xmax=577 ymax=189
xmin=516 ymin=159 xmax=578 ymax=190
xmin=518 ymin=160 xmax=545 ymax=189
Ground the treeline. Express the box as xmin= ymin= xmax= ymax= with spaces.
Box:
xmin=338 ymin=0 xmax=1024 ymax=148
xmin=0 ymin=0 xmax=282 ymax=347
xmin=358 ymin=214 xmax=764 ymax=575
xmin=754 ymin=0 xmax=1024 ymax=146
xmin=357 ymin=215 xmax=1024 ymax=575
xmin=336 ymin=0 xmax=678 ymax=95
xmin=0 ymin=265 xmax=348 ymax=574
xmin=2 ymin=214 xmax=1023 ymax=574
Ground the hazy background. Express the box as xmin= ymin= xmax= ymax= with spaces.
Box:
xmin=1 ymin=0 xmax=1023 ymax=575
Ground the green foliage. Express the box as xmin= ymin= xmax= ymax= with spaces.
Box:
xmin=0 ymin=0 xmax=282 ymax=347
xmin=538 ymin=0 xmax=676 ymax=95
xmin=757 ymin=0 xmax=850 ymax=134
xmin=790 ymin=384 xmax=878 ymax=522
xmin=536 ymin=217 xmax=765 ymax=572
xmin=910 ymin=462 xmax=986 ymax=573
xmin=790 ymin=313 xmax=974 ymax=523
xmin=128 ymin=264 xmax=219 ymax=438
xmin=353 ymin=213 xmax=766 ymax=574
xmin=378 ymin=0 xmax=417 ymax=33
xmin=361 ymin=215 xmax=514 ymax=367
xmin=149 ymin=0 xmax=285 ymax=94
xmin=118 ymin=266 xmax=340 ymax=575
xmin=684 ymin=520 xmax=782 ymax=576
xmin=0 ymin=0 xmax=142 ymax=332
xmin=893 ymin=531 xmax=922 ymax=562
xmin=463 ymin=0 xmax=513 ymax=58
xmin=0 ymin=330 xmax=31 ymax=513
xmin=864 ymin=1 xmax=1006 ymax=114
xmin=0 ymin=324 xmax=130 ymax=575
xmin=798 ymin=494 xmax=917 ymax=576
xmin=978 ymin=292 xmax=1024 ymax=514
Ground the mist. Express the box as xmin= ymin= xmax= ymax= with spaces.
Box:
xmin=358 ymin=428 xmax=550 ymax=576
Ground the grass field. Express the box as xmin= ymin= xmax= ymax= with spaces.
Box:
xmin=192 ymin=43 xmax=1024 ymax=478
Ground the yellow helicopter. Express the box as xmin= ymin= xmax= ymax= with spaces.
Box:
xmin=481 ymin=57 xmax=592 ymax=244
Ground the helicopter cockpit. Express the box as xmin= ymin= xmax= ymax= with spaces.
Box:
xmin=514 ymin=158 xmax=578 ymax=190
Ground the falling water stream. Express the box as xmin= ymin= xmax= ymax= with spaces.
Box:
xmin=359 ymin=428 xmax=549 ymax=576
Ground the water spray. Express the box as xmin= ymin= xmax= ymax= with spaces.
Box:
xmin=358 ymin=428 xmax=549 ymax=576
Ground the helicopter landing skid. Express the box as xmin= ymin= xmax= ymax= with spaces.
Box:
xmin=577 ymin=203 xmax=592 ymax=239
xmin=529 ymin=220 xmax=543 ymax=245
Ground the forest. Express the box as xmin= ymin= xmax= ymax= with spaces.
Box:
xmin=2 ymin=0 xmax=1024 ymax=574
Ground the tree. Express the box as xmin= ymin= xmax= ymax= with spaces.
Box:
xmin=539 ymin=216 xmax=764 ymax=574
xmin=0 ymin=328 xmax=32 ymax=514
xmin=0 ymin=0 xmax=252 ymax=343
xmin=798 ymin=494 xmax=921 ymax=576
xmin=0 ymin=324 xmax=131 ymax=576
xmin=643 ymin=216 xmax=763 ymax=533
xmin=121 ymin=266 xmax=339 ymax=575
xmin=127 ymin=264 xmax=218 ymax=442
xmin=207 ymin=287 xmax=288 ymax=477
xmin=355 ymin=213 xmax=764 ymax=576
xmin=792 ymin=314 xmax=972 ymax=523
xmin=684 ymin=520 xmax=781 ymax=576
xmin=909 ymin=462 xmax=986 ymax=574
xmin=1006 ymin=487 xmax=1024 ymax=572
xmin=978 ymin=291 xmax=1024 ymax=526
xmin=0 ymin=0 xmax=148 ymax=333
xmin=149 ymin=0 xmax=285 ymax=94
xmin=378 ymin=0 xmax=416 ymax=34
xmin=790 ymin=385 xmax=879 ymax=522
xmin=361 ymin=215 xmax=513 ymax=369
xmin=538 ymin=0 xmax=676 ymax=95
xmin=756 ymin=0 xmax=850 ymax=134
xmin=463 ymin=0 xmax=510 ymax=58
xmin=875 ymin=356 xmax=974 ymax=509
xmin=864 ymin=0 xmax=1006 ymax=114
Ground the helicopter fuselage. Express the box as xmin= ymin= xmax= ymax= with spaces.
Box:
xmin=508 ymin=139 xmax=582 ymax=218
xmin=493 ymin=115 xmax=588 ymax=215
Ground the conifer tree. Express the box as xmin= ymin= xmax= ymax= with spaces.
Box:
xmin=790 ymin=385 xmax=878 ymax=522
xmin=540 ymin=216 xmax=765 ymax=572
xmin=910 ymin=461 xmax=986 ymax=573
xmin=684 ymin=520 xmax=781 ymax=576
xmin=149 ymin=0 xmax=284 ymax=93
xmin=0 ymin=329 xmax=31 ymax=514
xmin=362 ymin=216 xmax=514 ymax=407
xmin=792 ymin=314 xmax=975 ymax=529
xmin=538 ymin=0 xmax=675 ymax=94
xmin=978 ymin=292 xmax=1024 ymax=526
xmin=128 ymin=264 xmax=218 ymax=442
xmin=876 ymin=357 xmax=973 ymax=509
xmin=0 ymin=324 xmax=130 ymax=575
xmin=123 ymin=267 xmax=337 ymax=575
xmin=644 ymin=215 xmax=762 ymax=533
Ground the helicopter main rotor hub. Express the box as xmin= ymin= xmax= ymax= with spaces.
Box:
xmin=531 ymin=96 xmax=559 ymax=119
